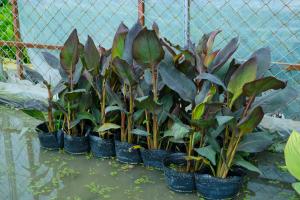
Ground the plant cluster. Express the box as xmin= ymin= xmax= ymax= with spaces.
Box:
xmin=23 ymin=21 xmax=293 ymax=196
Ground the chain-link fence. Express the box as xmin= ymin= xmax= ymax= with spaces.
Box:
xmin=1 ymin=1 xmax=300 ymax=117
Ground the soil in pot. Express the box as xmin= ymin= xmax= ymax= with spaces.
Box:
xmin=89 ymin=132 xmax=115 ymax=158
xmin=64 ymin=133 xmax=90 ymax=155
xmin=36 ymin=122 xmax=64 ymax=150
xmin=195 ymin=169 xmax=244 ymax=200
xmin=114 ymin=140 xmax=142 ymax=164
xmin=140 ymin=148 xmax=170 ymax=169
xmin=163 ymin=153 xmax=195 ymax=193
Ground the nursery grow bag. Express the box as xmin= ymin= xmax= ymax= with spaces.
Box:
xmin=64 ymin=134 xmax=90 ymax=154
xmin=89 ymin=133 xmax=115 ymax=158
xmin=163 ymin=153 xmax=195 ymax=193
xmin=140 ymin=148 xmax=170 ymax=169
xmin=36 ymin=122 xmax=64 ymax=150
xmin=114 ymin=140 xmax=142 ymax=164
xmin=195 ymin=171 xmax=244 ymax=200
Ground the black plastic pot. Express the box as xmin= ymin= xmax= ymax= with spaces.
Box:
xmin=36 ymin=122 xmax=64 ymax=150
xmin=195 ymin=172 xmax=244 ymax=200
xmin=114 ymin=140 xmax=142 ymax=164
xmin=140 ymin=148 xmax=170 ymax=169
xmin=89 ymin=133 xmax=115 ymax=158
xmin=64 ymin=134 xmax=90 ymax=154
xmin=163 ymin=153 xmax=195 ymax=193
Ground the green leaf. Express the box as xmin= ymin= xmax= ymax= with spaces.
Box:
xmin=251 ymin=47 xmax=271 ymax=78
xmin=228 ymin=57 xmax=257 ymax=108
xmin=284 ymin=131 xmax=300 ymax=180
xmin=195 ymin=145 xmax=216 ymax=165
xmin=190 ymin=118 xmax=217 ymax=129
xmin=159 ymin=61 xmax=196 ymax=103
xmin=192 ymin=103 xmax=205 ymax=120
xmin=237 ymin=106 xmax=264 ymax=133
xmin=97 ymin=123 xmax=120 ymax=132
xmin=210 ymin=37 xmax=239 ymax=73
xmin=133 ymin=28 xmax=164 ymax=67
xmin=60 ymin=29 xmax=80 ymax=78
xmin=64 ymin=89 xmax=86 ymax=102
xmin=237 ymin=132 xmax=273 ymax=153
xmin=122 ymin=21 xmax=143 ymax=64
xmin=42 ymin=52 xmax=60 ymax=70
xmin=22 ymin=109 xmax=46 ymax=121
xmin=234 ymin=155 xmax=262 ymax=175
xmin=112 ymin=57 xmax=137 ymax=86
xmin=112 ymin=22 xmax=128 ymax=60
xmin=70 ymin=111 xmax=96 ymax=128
xmin=252 ymin=85 xmax=299 ymax=114
xmin=216 ymin=116 xmax=234 ymax=126
xmin=135 ymin=96 xmax=162 ymax=113
xmin=292 ymin=182 xmax=300 ymax=195
xmin=243 ymin=76 xmax=286 ymax=97
xmin=195 ymin=73 xmax=226 ymax=90
xmin=132 ymin=129 xmax=149 ymax=137
xmin=164 ymin=122 xmax=191 ymax=140
xmin=105 ymin=105 xmax=123 ymax=114
xmin=84 ymin=36 xmax=100 ymax=75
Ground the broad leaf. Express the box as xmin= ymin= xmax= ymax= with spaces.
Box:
xmin=23 ymin=66 xmax=45 ymax=83
xmin=112 ymin=22 xmax=128 ymax=60
xmin=51 ymin=80 xmax=67 ymax=96
xmin=105 ymin=105 xmax=124 ymax=114
xmin=228 ymin=57 xmax=257 ymax=108
xmin=253 ymin=86 xmax=299 ymax=114
xmin=250 ymin=47 xmax=271 ymax=78
xmin=159 ymin=61 xmax=196 ymax=103
xmin=112 ymin=57 xmax=137 ymax=86
xmin=164 ymin=122 xmax=191 ymax=140
xmin=210 ymin=37 xmax=239 ymax=72
xmin=234 ymin=155 xmax=262 ymax=175
xmin=237 ymin=132 xmax=273 ymax=153
xmin=238 ymin=106 xmax=264 ymax=133
xmin=60 ymin=29 xmax=80 ymax=78
xmin=105 ymin=83 xmax=124 ymax=108
xmin=190 ymin=118 xmax=217 ymax=129
xmin=195 ymin=73 xmax=226 ymax=90
xmin=195 ymin=145 xmax=216 ymax=165
xmin=243 ymin=76 xmax=286 ymax=97
xmin=192 ymin=103 xmax=205 ymax=120
xmin=135 ymin=96 xmax=162 ymax=113
xmin=64 ymin=89 xmax=86 ymax=102
xmin=284 ymin=131 xmax=300 ymax=180
xmin=122 ymin=21 xmax=143 ymax=64
xmin=132 ymin=129 xmax=149 ymax=137
xmin=22 ymin=109 xmax=45 ymax=121
xmin=97 ymin=123 xmax=120 ymax=132
xmin=84 ymin=36 xmax=100 ymax=75
xmin=216 ymin=116 xmax=234 ymax=126
xmin=42 ymin=52 xmax=60 ymax=70
xmin=292 ymin=182 xmax=300 ymax=195
xmin=133 ymin=28 xmax=164 ymax=67
xmin=70 ymin=111 xmax=96 ymax=128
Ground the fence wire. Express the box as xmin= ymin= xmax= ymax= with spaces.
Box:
xmin=1 ymin=0 xmax=299 ymax=117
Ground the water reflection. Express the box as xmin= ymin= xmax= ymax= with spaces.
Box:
xmin=0 ymin=106 xmax=297 ymax=200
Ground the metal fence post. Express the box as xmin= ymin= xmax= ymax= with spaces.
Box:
xmin=138 ymin=0 xmax=145 ymax=26
xmin=11 ymin=0 xmax=24 ymax=79
xmin=184 ymin=0 xmax=191 ymax=48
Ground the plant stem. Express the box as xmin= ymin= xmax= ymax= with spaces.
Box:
xmin=145 ymin=110 xmax=152 ymax=148
xmin=151 ymin=64 xmax=159 ymax=149
xmin=127 ymin=86 xmax=134 ymax=144
xmin=121 ymin=112 xmax=126 ymax=142
xmin=101 ymin=79 xmax=106 ymax=125
xmin=45 ymin=83 xmax=54 ymax=132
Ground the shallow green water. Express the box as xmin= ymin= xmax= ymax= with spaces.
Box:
xmin=0 ymin=106 xmax=298 ymax=200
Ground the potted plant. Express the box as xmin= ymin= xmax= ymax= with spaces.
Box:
xmin=177 ymin=31 xmax=287 ymax=199
xmin=108 ymin=22 xmax=145 ymax=164
xmin=21 ymin=68 xmax=64 ymax=150
xmin=45 ymin=29 xmax=96 ymax=154
xmin=82 ymin=34 xmax=121 ymax=158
